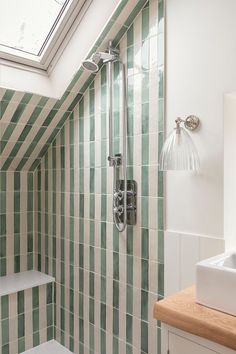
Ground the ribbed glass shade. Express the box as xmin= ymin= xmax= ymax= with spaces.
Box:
xmin=159 ymin=127 xmax=200 ymax=171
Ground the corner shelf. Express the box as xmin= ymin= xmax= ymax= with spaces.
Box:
xmin=0 ymin=270 xmax=55 ymax=296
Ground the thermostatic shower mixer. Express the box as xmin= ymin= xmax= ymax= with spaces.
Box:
xmin=114 ymin=180 xmax=137 ymax=226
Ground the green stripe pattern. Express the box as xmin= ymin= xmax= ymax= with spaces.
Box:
xmin=0 ymin=0 xmax=148 ymax=174
xmin=36 ymin=1 xmax=165 ymax=354
xmin=0 ymin=91 xmax=82 ymax=171
xmin=0 ymin=283 xmax=54 ymax=354
xmin=0 ymin=171 xmax=34 ymax=276
xmin=0 ymin=0 xmax=164 ymax=353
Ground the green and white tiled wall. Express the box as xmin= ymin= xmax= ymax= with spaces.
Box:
xmin=0 ymin=171 xmax=34 ymax=276
xmin=0 ymin=283 xmax=54 ymax=354
xmin=0 ymin=170 xmax=46 ymax=353
xmin=0 ymin=0 xmax=164 ymax=353
xmin=0 ymin=0 xmax=150 ymax=174
xmin=0 ymin=90 xmax=81 ymax=171
xmin=35 ymin=1 xmax=164 ymax=353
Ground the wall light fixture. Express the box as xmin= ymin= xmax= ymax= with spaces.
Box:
xmin=159 ymin=115 xmax=200 ymax=171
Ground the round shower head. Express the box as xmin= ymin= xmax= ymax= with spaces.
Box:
xmin=82 ymin=59 xmax=99 ymax=72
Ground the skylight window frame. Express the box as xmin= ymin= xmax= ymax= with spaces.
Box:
xmin=0 ymin=0 xmax=89 ymax=72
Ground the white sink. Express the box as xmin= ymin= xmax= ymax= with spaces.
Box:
xmin=196 ymin=251 xmax=236 ymax=315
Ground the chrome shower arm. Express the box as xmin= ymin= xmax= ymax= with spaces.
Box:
xmin=95 ymin=52 xmax=118 ymax=62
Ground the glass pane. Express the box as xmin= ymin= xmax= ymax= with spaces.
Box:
xmin=0 ymin=0 xmax=68 ymax=55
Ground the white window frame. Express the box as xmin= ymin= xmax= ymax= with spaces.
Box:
xmin=0 ymin=0 xmax=90 ymax=72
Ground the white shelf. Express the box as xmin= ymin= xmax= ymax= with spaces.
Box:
xmin=0 ymin=271 xmax=55 ymax=297
xmin=22 ymin=341 xmax=73 ymax=354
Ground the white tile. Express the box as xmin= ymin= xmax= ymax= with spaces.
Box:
xmin=165 ymin=231 xmax=225 ymax=296
xmin=180 ymin=233 xmax=199 ymax=289
xmin=149 ymin=197 xmax=158 ymax=229
xmin=199 ymin=236 xmax=225 ymax=260
xmin=149 ymin=0 xmax=158 ymax=37
xmin=133 ymin=316 xmax=141 ymax=350
xmin=149 ymin=261 xmax=158 ymax=294
xmin=164 ymin=231 xmax=180 ymax=296
xmin=149 ymin=134 xmax=158 ymax=166
xmin=149 ymin=229 xmax=158 ymax=261
xmin=22 ymin=340 xmax=73 ymax=354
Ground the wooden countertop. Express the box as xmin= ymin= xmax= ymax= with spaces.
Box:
xmin=153 ymin=287 xmax=236 ymax=351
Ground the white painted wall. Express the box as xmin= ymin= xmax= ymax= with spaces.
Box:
xmin=224 ymin=93 xmax=236 ymax=250
xmin=166 ymin=0 xmax=236 ymax=238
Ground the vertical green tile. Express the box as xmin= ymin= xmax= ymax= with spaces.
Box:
xmin=1 ymin=296 xmax=9 ymax=319
xmin=18 ymin=313 xmax=25 ymax=338
xmin=141 ymin=228 xmax=149 ymax=259
xmin=141 ymin=289 xmax=149 ymax=321
xmin=126 ymin=255 xmax=133 ymax=286
xmin=141 ymin=197 xmax=149 ymax=228
xmin=126 ymin=285 xmax=133 ymax=315
xmin=32 ymin=286 xmax=39 ymax=309
xmin=141 ymin=260 xmax=149 ymax=291
xmin=17 ymin=291 xmax=24 ymax=314
xmin=2 ymin=318 xmax=9 ymax=345
xmin=113 ymin=308 xmax=119 ymax=336
xmin=141 ymin=321 xmax=148 ymax=353
xmin=126 ymin=314 xmax=133 ymax=344
xmin=100 ymin=303 xmax=106 ymax=330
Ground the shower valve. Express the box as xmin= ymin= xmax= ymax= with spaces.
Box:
xmin=114 ymin=180 xmax=137 ymax=226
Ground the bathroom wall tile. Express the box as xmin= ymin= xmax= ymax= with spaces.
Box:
xmin=0 ymin=1 xmax=165 ymax=354
xmin=180 ymin=233 xmax=199 ymax=290
xmin=164 ymin=231 xmax=181 ymax=297
xmin=0 ymin=284 xmax=54 ymax=353
xmin=0 ymin=94 xmax=75 ymax=171
xmin=165 ymin=231 xmax=225 ymax=296
xmin=199 ymin=236 xmax=225 ymax=260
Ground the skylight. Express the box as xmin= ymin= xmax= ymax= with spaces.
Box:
xmin=0 ymin=0 xmax=69 ymax=55
xmin=0 ymin=0 xmax=88 ymax=71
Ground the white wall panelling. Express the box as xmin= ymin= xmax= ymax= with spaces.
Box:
xmin=165 ymin=231 xmax=225 ymax=296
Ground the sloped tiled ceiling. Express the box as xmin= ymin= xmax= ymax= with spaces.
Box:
xmin=0 ymin=88 xmax=81 ymax=171
xmin=0 ymin=0 xmax=148 ymax=171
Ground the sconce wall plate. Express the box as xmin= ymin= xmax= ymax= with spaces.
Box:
xmin=184 ymin=115 xmax=200 ymax=131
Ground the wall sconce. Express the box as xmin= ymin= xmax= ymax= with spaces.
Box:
xmin=159 ymin=115 xmax=200 ymax=171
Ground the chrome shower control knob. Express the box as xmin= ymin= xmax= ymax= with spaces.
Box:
xmin=114 ymin=191 xmax=123 ymax=200
xmin=113 ymin=206 xmax=124 ymax=216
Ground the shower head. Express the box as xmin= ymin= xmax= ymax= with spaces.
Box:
xmin=82 ymin=59 xmax=99 ymax=72
xmin=82 ymin=48 xmax=119 ymax=73
xmin=82 ymin=52 xmax=101 ymax=72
